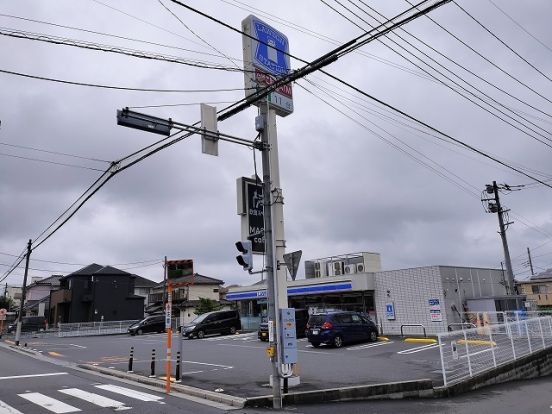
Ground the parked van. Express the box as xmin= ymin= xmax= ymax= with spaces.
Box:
xmin=7 ymin=316 xmax=48 ymax=334
xmin=127 ymin=315 xmax=165 ymax=335
xmin=182 ymin=310 xmax=241 ymax=339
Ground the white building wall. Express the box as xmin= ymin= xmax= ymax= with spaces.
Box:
xmin=187 ymin=285 xmax=219 ymax=301
xmin=375 ymin=266 xmax=447 ymax=335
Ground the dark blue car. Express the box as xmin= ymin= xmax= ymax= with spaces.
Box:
xmin=306 ymin=311 xmax=378 ymax=348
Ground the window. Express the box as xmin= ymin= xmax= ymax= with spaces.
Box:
xmin=213 ymin=288 xmax=219 ymax=293
xmin=351 ymin=314 xmax=362 ymax=323
xmin=532 ymin=285 xmax=547 ymax=294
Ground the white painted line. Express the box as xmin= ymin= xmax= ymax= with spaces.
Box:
xmin=18 ymin=393 xmax=80 ymax=413
xmin=347 ymin=341 xmax=394 ymax=351
xmin=68 ymin=344 xmax=87 ymax=349
xmin=0 ymin=373 xmax=68 ymax=381
xmin=0 ymin=400 xmax=24 ymax=414
xmin=181 ymin=360 xmax=233 ymax=369
xmin=297 ymin=349 xmax=331 ymax=355
xmin=459 ymin=348 xmax=495 ymax=359
xmin=59 ymin=388 xmax=130 ymax=411
xmin=95 ymin=384 xmax=164 ymax=402
xmin=397 ymin=343 xmax=441 ymax=355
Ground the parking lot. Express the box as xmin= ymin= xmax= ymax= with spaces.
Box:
xmin=11 ymin=331 xmax=445 ymax=397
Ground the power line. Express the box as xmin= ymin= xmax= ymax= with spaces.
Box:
xmin=405 ymin=0 xmax=552 ymax=106
xmin=0 ymin=27 xmax=245 ymax=73
xmin=324 ymin=0 xmax=552 ymax=149
xmin=0 ymin=142 xmax=110 ymax=164
xmin=169 ymin=0 xmax=552 ymax=190
xmin=0 ymin=152 xmax=105 ymax=172
xmin=486 ymin=0 xmax=552 ymax=54
xmin=0 ymin=67 xmax=252 ymax=93
xmin=452 ymin=0 xmax=552 ymax=83
xmin=0 ymin=13 xmax=239 ymax=61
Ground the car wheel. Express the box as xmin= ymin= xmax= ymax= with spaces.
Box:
xmin=197 ymin=330 xmax=205 ymax=339
xmin=229 ymin=326 xmax=237 ymax=335
xmin=369 ymin=331 xmax=378 ymax=342
xmin=137 ymin=329 xmax=143 ymax=335
xmin=311 ymin=342 xmax=321 ymax=348
xmin=333 ymin=335 xmax=343 ymax=348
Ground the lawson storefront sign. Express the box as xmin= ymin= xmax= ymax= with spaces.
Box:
xmin=225 ymin=282 xmax=353 ymax=301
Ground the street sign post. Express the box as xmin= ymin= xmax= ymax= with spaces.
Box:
xmin=283 ymin=250 xmax=302 ymax=281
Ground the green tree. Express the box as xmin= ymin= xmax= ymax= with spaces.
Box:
xmin=0 ymin=296 xmax=14 ymax=310
xmin=194 ymin=297 xmax=222 ymax=316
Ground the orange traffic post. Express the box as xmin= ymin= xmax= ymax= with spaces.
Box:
xmin=165 ymin=283 xmax=173 ymax=393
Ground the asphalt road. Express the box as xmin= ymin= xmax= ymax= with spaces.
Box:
xmin=236 ymin=375 xmax=552 ymax=414
xmin=4 ymin=331 xmax=445 ymax=397
xmin=0 ymin=345 xmax=231 ymax=414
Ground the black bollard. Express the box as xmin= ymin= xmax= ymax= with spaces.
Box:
xmin=283 ymin=377 xmax=288 ymax=394
xmin=149 ymin=349 xmax=156 ymax=378
xmin=175 ymin=351 xmax=181 ymax=382
xmin=127 ymin=346 xmax=134 ymax=373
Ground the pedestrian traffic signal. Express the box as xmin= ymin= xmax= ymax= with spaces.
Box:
xmin=235 ymin=240 xmax=253 ymax=271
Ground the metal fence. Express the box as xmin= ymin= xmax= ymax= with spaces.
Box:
xmin=451 ymin=310 xmax=552 ymax=330
xmin=438 ymin=316 xmax=552 ymax=386
xmin=57 ymin=320 xmax=139 ymax=337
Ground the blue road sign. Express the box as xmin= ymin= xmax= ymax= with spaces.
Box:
xmin=251 ymin=17 xmax=290 ymax=77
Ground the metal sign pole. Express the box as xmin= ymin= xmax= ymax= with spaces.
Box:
xmin=260 ymin=104 xmax=282 ymax=409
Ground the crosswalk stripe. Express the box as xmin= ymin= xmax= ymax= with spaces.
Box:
xmin=0 ymin=400 xmax=24 ymax=414
xmin=58 ymin=389 xmax=131 ymax=411
xmin=94 ymin=384 xmax=164 ymax=402
xmin=18 ymin=393 xmax=80 ymax=413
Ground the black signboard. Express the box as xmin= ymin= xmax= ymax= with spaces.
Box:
xmin=245 ymin=179 xmax=265 ymax=253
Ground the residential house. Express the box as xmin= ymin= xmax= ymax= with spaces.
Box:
xmin=49 ymin=264 xmax=150 ymax=324
xmin=132 ymin=275 xmax=158 ymax=311
xmin=2 ymin=284 xmax=22 ymax=310
xmin=147 ymin=273 xmax=228 ymax=325
xmin=22 ymin=275 xmax=62 ymax=319
xmin=517 ymin=270 xmax=552 ymax=308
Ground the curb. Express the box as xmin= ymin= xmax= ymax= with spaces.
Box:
xmin=78 ymin=364 xmax=246 ymax=408
xmin=243 ymin=379 xmax=435 ymax=407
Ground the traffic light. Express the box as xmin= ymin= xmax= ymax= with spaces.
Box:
xmin=235 ymin=240 xmax=253 ymax=271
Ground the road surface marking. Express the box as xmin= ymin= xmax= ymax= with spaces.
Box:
xmin=460 ymin=348 xmax=495 ymax=359
xmin=181 ymin=360 xmax=233 ymax=369
xmin=347 ymin=341 xmax=394 ymax=351
xmin=18 ymin=393 xmax=80 ymax=413
xmin=59 ymin=388 xmax=130 ymax=411
xmin=397 ymin=343 xmax=441 ymax=354
xmin=68 ymin=344 xmax=86 ymax=349
xmin=0 ymin=373 xmax=68 ymax=381
xmin=0 ymin=400 xmax=24 ymax=414
xmin=95 ymin=384 xmax=164 ymax=402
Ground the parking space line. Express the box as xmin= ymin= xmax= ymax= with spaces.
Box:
xmin=397 ymin=343 xmax=441 ymax=355
xmin=181 ymin=360 xmax=233 ymax=369
xmin=347 ymin=341 xmax=394 ymax=351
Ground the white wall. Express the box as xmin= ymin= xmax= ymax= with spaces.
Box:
xmin=375 ymin=266 xmax=447 ymax=336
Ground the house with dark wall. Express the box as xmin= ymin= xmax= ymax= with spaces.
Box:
xmin=49 ymin=264 xmax=149 ymax=324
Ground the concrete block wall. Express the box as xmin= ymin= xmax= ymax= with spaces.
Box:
xmin=375 ymin=266 xmax=447 ymax=336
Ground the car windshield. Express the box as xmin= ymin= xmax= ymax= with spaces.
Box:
xmin=191 ymin=313 xmax=211 ymax=324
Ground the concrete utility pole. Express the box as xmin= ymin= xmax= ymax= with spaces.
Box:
xmin=527 ymin=247 xmax=535 ymax=276
xmin=15 ymin=239 xmax=32 ymax=346
xmin=483 ymin=182 xmax=515 ymax=294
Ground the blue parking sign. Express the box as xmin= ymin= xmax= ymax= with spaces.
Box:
xmin=386 ymin=303 xmax=395 ymax=320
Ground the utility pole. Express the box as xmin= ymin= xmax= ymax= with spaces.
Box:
xmin=482 ymin=182 xmax=515 ymax=294
xmin=15 ymin=239 xmax=32 ymax=346
xmin=162 ymin=256 xmax=168 ymax=306
xmin=527 ymin=247 xmax=535 ymax=276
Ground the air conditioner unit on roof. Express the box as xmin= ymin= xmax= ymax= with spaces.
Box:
xmin=356 ymin=263 xmax=365 ymax=273
xmin=344 ymin=264 xmax=356 ymax=274
xmin=333 ymin=261 xmax=344 ymax=276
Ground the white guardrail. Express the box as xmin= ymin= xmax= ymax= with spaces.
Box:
xmin=438 ymin=316 xmax=552 ymax=386
xmin=57 ymin=320 xmax=140 ymax=337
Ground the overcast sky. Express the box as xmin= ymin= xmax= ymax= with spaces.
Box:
xmin=1 ymin=0 xmax=551 ymax=288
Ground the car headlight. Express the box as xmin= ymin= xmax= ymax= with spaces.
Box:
xmin=184 ymin=325 xmax=196 ymax=332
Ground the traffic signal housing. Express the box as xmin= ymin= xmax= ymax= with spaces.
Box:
xmin=235 ymin=240 xmax=253 ymax=271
